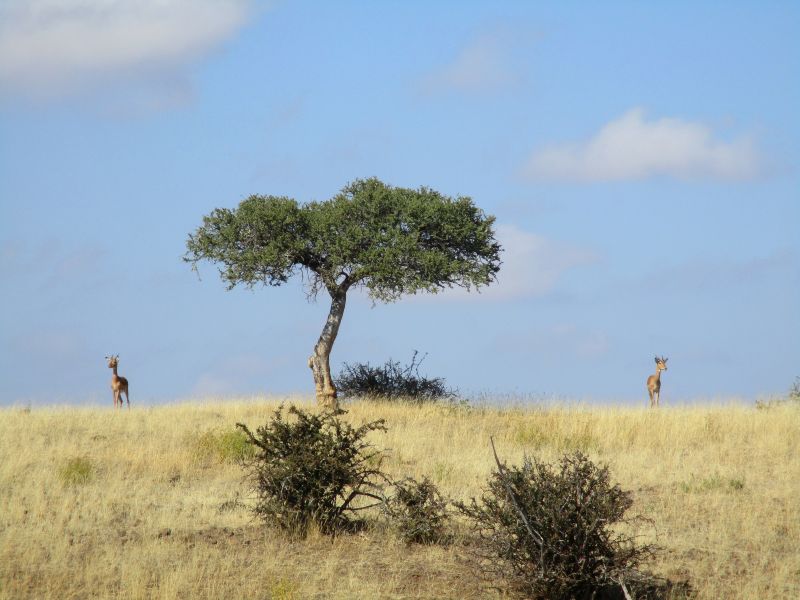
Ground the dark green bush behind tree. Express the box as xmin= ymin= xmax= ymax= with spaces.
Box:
xmin=335 ymin=351 xmax=457 ymax=403
xmin=185 ymin=178 xmax=501 ymax=408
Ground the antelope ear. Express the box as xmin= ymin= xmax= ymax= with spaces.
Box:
xmin=654 ymin=356 xmax=659 ymax=363
xmin=664 ymin=357 xmax=668 ymax=363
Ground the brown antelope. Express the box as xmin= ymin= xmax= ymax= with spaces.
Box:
xmin=106 ymin=355 xmax=129 ymax=409
xmin=646 ymin=356 xmax=668 ymax=408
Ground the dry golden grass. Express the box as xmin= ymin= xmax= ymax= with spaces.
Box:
xmin=1 ymin=397 xmax=798 ymax=599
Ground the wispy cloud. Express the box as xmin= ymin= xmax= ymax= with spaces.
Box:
xmin=191 ymin=353 xmax=289 ymax=396
xmin=492 ymin=323 xmax=610 ymax=359
xmin=8 ymin=329 xmax=85 ymax=361
xmin=638 ymin=249 xmax=798 ymax=294
xmin=522 ymin=108 xmax=761 ymax=182
xmin=0 ymin=0 xmax=256 ymax=105
xmin=420 ymin=32 xmax=517 ymax=95
xmin=418 ymin=223 xmax=596 ymax=302
xmin=1 ymin=238 xmax=113 ymax=292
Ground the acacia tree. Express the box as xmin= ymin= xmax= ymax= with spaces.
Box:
xmin=184 ymin=178 xmax=501 ymax=408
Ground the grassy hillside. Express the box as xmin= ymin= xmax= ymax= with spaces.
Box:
xmin=1 ymin=398 xmax=798 ymax=599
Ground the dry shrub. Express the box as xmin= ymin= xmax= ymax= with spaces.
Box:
xmin=383 ymin=476 xmax=452 ymax=545
xmin=456 ymin=446 xmax=679 ymax=599
xmin=236 ymin=405 xmax=388 ymax=536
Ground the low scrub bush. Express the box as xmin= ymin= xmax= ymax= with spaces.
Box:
xmin=335 ymin=351 xmax=457 ymax=402
xmin=59 ymin=456 xmax=94 ymax=486
xmin=456 ymin=444 xmax=668 ymax=599
xmin=237 ymin=405 xmax=388 ymax=536
xmin=383 ymin=476 xmax=452 ymax=545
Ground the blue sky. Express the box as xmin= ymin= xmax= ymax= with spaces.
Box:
xmin=1 ymin=1 xmax=798 ymax=406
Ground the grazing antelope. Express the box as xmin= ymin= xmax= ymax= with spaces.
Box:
xmin=106 ymin=355 xmax=129 ymax=409
xmin=646 ymin=356 xmax=668 ymax=408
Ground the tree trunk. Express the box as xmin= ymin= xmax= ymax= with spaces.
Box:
xmin=308 ymin=286 xmax=347 ymax=410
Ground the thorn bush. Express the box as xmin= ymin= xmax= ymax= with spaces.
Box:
xmin=335 ymin=351 xmax=457 ymax=403
xmin=236 ymin=405 xmax=388 ymax=536
xmin=456 ymin=449 xmax=666 ymax=600
xmin=382 ymin=476 xmax=452 ymax=545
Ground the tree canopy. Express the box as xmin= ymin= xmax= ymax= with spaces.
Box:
xmin=184 ymin=177 xmax=501 ymax=407
xmin=185 ymin=178 xmax=501 ymax=300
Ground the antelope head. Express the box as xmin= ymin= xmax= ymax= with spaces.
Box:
xmin=654 ymin=356 xmax=668 ymax=371
xmin=106 ymin=355 xmax=119 ymax=369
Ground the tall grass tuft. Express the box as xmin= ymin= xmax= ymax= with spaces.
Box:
xmin=190 ymin=428 xmax=256 ymax=464
xmin=58 ymin=456 xmax=94 ymax=486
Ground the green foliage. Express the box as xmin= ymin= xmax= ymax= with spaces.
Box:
xmin=191 ymin=428 xmax=256 ymax=464
xmin=184 ymin=178 xmax=501 ymax=301
xmin=457 ymin=450 xmax=661 ymax=600
xmin=335 ymin=351 xmax=457 ymax=402
xmin=236 ymin=405 xmax=388 ymax=536
xmin=59 ymin=456 xmax=94 ymax=486
xmin=185 ymin=195 xmax=309 ymax=290
xmin=383 ymin=476 xmax=452 ymax=545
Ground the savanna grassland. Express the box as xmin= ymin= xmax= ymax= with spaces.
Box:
xmin=1 ymin=398 xmax=798 ymax=599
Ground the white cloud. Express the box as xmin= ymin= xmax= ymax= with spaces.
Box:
xmin=421 ymin=223 xmax=596 ymax=302
xmin=523 ymin=108 xmax=760 ymax=182
xmin=420 ymin=32 xmax=516 ymax=94
xmin=0 ymin=0 xmax=255 ymax=102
